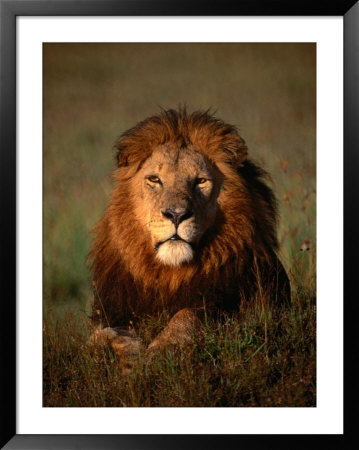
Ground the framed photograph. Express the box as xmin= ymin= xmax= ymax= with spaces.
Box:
xmin=1 ymin=0 xmax=357 ymax=448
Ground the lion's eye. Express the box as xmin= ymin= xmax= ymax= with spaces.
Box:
xmin=147 ymin=175 xmax=161 ymax=183
xmin=196 ymin=177 xmax=207 ymax=185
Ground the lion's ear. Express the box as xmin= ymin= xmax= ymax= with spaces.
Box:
xmin=114 ymin=141 xmax=130 ymax=168
xmin=223 ymin=134 xmax=248 ymax=169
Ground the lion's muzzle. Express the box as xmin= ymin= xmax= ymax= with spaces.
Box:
xmin=154 ymin=209 xmax=196 ymax=266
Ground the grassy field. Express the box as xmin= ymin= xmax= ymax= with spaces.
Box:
xmin=43 ymin=43 xmax=316 ymax=407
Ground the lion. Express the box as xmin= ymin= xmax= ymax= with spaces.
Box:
xmin=88 ymin=109 xmax=290 ymax=362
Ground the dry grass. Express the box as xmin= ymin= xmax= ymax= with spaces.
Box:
xmin=43 ymin=43 xmax=316 ymax=407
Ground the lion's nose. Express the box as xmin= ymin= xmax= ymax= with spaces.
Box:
xmin=161 ymin=208 xmax=193 ymax=227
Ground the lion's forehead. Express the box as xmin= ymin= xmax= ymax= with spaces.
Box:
xmin=141 ymin=146 xmax=214 ymax=180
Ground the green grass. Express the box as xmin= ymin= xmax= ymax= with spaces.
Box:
xmin=43 ymin=43 xmax=316 ymax=407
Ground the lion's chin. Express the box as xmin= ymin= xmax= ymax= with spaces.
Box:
xmin=155 ymin=240 xmax=194 ymax=267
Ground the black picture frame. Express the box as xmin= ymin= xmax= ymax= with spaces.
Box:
xmin=1 ymin=1 xmax=357 ymax=448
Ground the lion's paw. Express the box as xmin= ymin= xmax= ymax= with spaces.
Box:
xmin=88 ymin=327 xmax=144 ymax=373
xmin=146 ymin=308 xmax=201 ymax=363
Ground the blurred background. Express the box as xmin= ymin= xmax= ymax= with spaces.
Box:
xmin=43 ymin=43 xmax=316 ymax=317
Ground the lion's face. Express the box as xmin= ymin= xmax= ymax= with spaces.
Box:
xmin=131 ymin=145 xmax=222 ymax=266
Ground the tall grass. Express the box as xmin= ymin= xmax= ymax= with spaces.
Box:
xmin=44 ymin=287 xmax=315 ymax=407
xmin=43 ymin=43 xmax=316 ymax=407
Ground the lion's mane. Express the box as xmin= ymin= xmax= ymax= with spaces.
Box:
xmin=89 ymin=109 xmax=289 ymax=327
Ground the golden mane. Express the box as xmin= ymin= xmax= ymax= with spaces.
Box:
xmin=89 ymin=109 xmax=289 ymax=327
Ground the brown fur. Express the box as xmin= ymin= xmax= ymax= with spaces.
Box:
xmin=89 ymin=109 xmax=290 ymax=328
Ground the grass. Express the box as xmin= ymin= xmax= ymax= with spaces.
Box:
xmin=43 ymin=285 xmax=316 ymax=407
xmin=43 ymin=43 xmax=316 ymax=407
